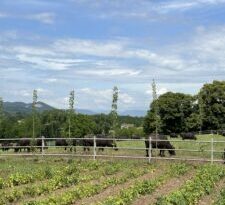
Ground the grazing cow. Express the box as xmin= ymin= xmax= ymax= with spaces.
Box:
xmin=180 ymin=132 xmax=197 ymax=140
xmin=1 ymin=141 xmax=13 ymax=151
xmin=14 ymin=139 xmax=31 ymax=152
xmin=223 ymin=149 xmax=225 ymax=164
xmin=82 ymin=136 xmax=118 ymax=152
xmin=218 ymin=130 xmax=225 ymax=137
xmin=14 ymin=138 xmax=48 ymax=152
xmin=145 ymin=134 xmax=176 ymax=157
xmin=170 ymin=133 xmax=178 ymax=138
xmin=55 ymin=139 xmax=76 ymax=152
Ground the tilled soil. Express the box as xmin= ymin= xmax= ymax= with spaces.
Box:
xmin=132 ymin=170 xmax=196 ymax=205
xmin=72 ymin=166 xmax=167 ymax=205
xmin=198 ymin=177 xmax=225 ymax=205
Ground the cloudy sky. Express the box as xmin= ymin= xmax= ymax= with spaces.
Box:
xmin=1 ymin=0 xmax=225 ymax=112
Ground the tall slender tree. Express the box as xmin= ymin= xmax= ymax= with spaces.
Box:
xmin=0 ymin=97 xmax=3 ymax=129
xmin=198 ymin=89 xmax=204 ymax=133
xmin=32 ymin=90 xmax=38 ymax=139
xmin=152 ymin=79 xmax=160 ymax=136
xmin=68 ymin=90 xmax=75 ymax=138
xmin=110 ymin=86 xmax=118 ymax=137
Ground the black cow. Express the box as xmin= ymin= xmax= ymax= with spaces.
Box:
xmin=1 ymin=141 xmax=13 ymax=151
xmin=55 ymin=139 xmax=76 ymax=152
xmin=14 ymin=139 xmax=31 ymax=152
xmin=223 ymin=149 xmax=225 ymax=164
xmin=218 ymin=130 xmax=225 ymax=137
xmin=82 ymin=136 xmax=118 ymax=152
xmin=145 ymin=134 xmax=176 ymax=157
xmin=14 ymin=138 xmax=48 ymax=152
xmin=180 ymin=132 xmax=197 ymax=140
xmin=170 ymin=133 xmax=178 ymax=138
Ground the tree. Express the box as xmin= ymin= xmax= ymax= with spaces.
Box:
xmin=0 ymin=97 xmax=3 ymax=126
xmin=32 ymin=90 xmax=38 ymax=138
xmin=198 ymin=90 xmax=204 ymax=132
xmin=68 ymin=90 xmax=75 ymax=138
xmin=143 ymin=79 xmax=161 ymax=135
xmin=199 ymin=80 xmax=225 ymax=130
xmin=152 ymin=79 xmax=161 ymax=135
xmin=109 ymin=86 xmax=118 ymax=137
xmin=144 ymin=92 xmax=194 ymax=134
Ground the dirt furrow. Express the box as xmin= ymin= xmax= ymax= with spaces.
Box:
xmin=73 ymin=166 xmax=167 ymax=205
xmin=131 ymin=170 xmax=195 ymax=205
xmin=198 ymin=177 xmax=225 ymax=205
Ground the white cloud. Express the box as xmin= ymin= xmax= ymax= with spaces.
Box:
xmin=26 ymin=12 xmax=55 ymax=24
xmin=119 ymin=93 xmax=135 ymax=104
xmin=146 ymin=85 xmax=168 ymax=96
xmin=45 ymin=78 xmax=58 ymax=83
xmin=0 ymin=12 xmax=8 ymax=18
xmin=76 ymin=68 xmax=141 ymax=77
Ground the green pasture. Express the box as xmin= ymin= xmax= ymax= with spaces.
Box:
xmin=0 ymin=134 xmax=225 ymax=161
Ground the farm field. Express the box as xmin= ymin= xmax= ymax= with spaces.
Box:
xmin=0 ymin=157 xmax=225 ymax=204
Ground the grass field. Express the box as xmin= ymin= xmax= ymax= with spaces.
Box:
xmin=0 ymin=157 xmax=225 ymax=204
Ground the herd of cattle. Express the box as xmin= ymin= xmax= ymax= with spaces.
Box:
xmin=0 ymin=132 xmax=199 ymax=157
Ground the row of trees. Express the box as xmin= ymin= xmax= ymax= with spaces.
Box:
xmin=0 ymin=110 xmax=144 ymax=138
xmin=1 ymin=86 xmax=145 ymax=138
xmin=144 ymin=80 xmax=225 ymax=135
xmin=1 ymin=80 xmax=225 ymax=138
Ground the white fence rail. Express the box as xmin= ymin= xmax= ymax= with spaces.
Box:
xmin=0 ymin=137 xmax=225 ymax=163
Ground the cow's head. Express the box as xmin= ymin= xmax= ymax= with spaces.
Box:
xmin=113 ymin=141 xmax=118 ymax=151
xmin=169 ymin=145 xmax=176 ymax=156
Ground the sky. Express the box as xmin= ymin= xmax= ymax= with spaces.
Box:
xmin=1 ymin=0 xmax=225 ymax=112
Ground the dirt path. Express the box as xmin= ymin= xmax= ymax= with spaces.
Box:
xmin=131 ymin=170 xmax=196 ymax=205
xmin=72 ymin=165 xmax=168 ymax=205
xmin=198 ymin=177 xmax=225 ymax=205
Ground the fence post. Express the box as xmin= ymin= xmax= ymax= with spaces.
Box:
xmin=93 ymin=135 xmax=96 ymax=160
xmin=211 ymin=138 xmax=214 ymax=164
xmin=41 ymin=136 xmax=45 ymax=157
xmin=148 ymin=136 xmax=152 ymax=163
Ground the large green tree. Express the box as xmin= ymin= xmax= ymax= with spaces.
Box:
xmin=199 ymin=80 xmax=225 ymax=130
xmin=144 ymin=92 xmax=194 ymax=134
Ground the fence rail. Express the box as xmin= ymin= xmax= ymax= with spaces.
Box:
xmin=0 ymin=137 xmax=225 ymax=163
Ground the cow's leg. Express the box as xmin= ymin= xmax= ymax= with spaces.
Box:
xmin=160 ymin=150 xmax=165 ymax=157
xmin=145 ymin=148 xmax=149 ymax=157
xmin=98 ymin=148 xmax=104 ymax=151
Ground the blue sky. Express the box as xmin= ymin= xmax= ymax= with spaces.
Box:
xmin=1 ymin=0 xmax=225 ymax=112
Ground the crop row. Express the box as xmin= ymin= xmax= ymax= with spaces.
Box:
xmin=213 ymin=187 xmax=225 ymax=205
xmin=156 ymin=164 xmax=225 ymax=205
xmin=97 ymin=163 xmax=190 ymax=205
xmin=24 ymin=164 xmax=156 ymax=205
xmin=0 ymin=160 xmax=102 ymax=189
xmin=0 ymin=161 xmax=133 ymax=204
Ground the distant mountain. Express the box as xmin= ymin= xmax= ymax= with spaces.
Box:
xmin=119 ymin=110 xmax=146 ymax=117
xmin=3 ymin=101 xmax=146 ymax=117
xmin=76 ymin=109 xmax=97 ymax=115
xmin=3 ymin=101 xmax=55 ymax=114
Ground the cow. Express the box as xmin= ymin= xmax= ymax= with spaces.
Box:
xmin=81 ymin=135 xmax=118 ymax=152
xmin=180 ymin=132 xmax=197 ymax=140
xmin=218 ymin=130 xmax=225 ymax=137
xmin=55 ymin=139 xmax=76 ymax=152
xmin=223 ymin=149 xmax=225 ymax=164
xmin=170 ymin=133 xmax=178 ymax=138
xmin=14 ymin=139 xmax=31 ymax=152
xmin=1 ymin=141 xmax=13 ymax=151
xmin=145 ymin=134 xmax=176 ymax=157
xmin=14 ymin=138 xmax=48 ymax=152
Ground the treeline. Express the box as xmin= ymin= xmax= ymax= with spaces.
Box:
xmin=1 ymin=80 xmax=225 ymax=138
xmin=0 ymin=110 xmax=144 ymax=139
xmin=144 ymin=80 xmax=225 ymax=134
